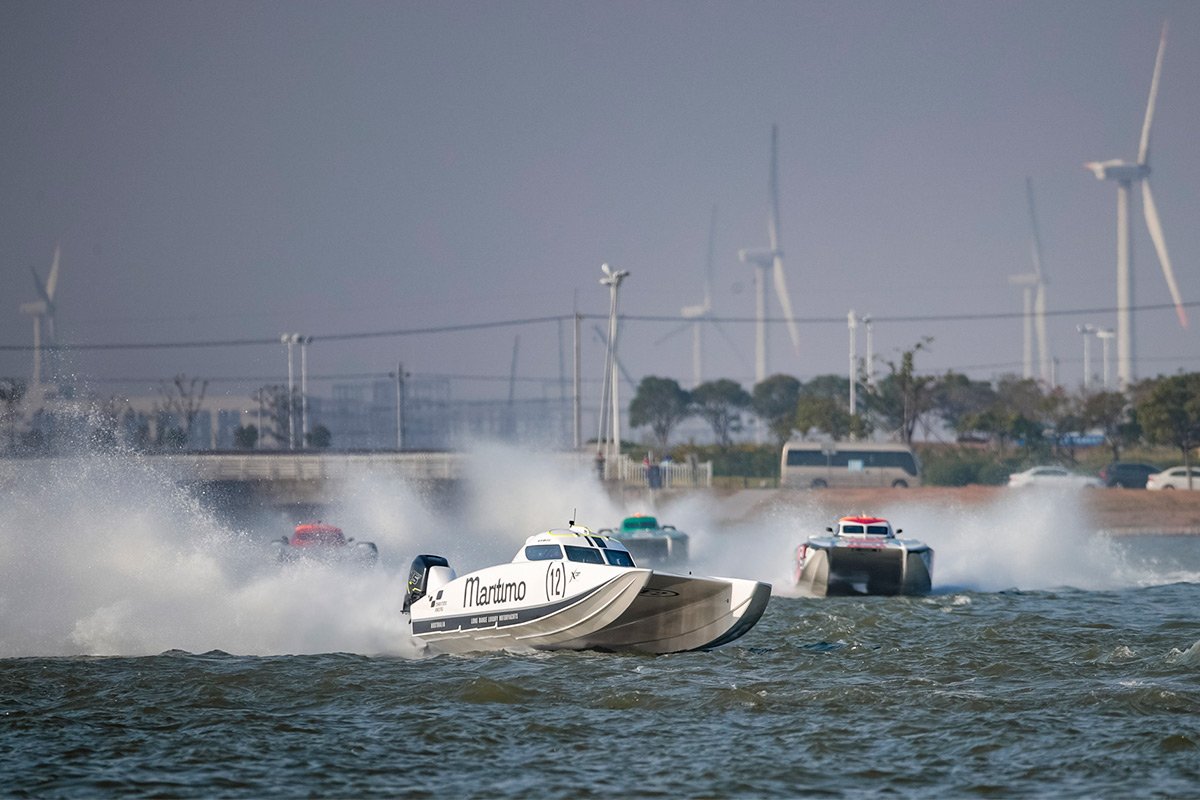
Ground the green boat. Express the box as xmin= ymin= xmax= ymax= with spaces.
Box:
xmin=599 ymin=514 xmax=690 ymax=568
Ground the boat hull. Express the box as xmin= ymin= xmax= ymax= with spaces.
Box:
xmin=409 ymin=561 xmax=770 ymax=655
xmin=796 ymin=539 xmax=932 ymax=597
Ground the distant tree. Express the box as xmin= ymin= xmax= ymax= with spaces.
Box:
xmin=161 ymin=426 xmax=188 ymax=449
xmin=930 ymin=371 xmax=997 ymax=438
xmin=752 ymin=374 xmax=801 ymax=447
xmin=88 ymin=395 xmax=125 ymax=451
xmin=0 ymin=378 xmax=26 ymax=452
xmin=156 ymin=374 xmax=209 ymax=448
xmin=994 ymin=375 xmax=1047 ymax=421
xmin=306 ymin=424 xmax=332 ymax=449
xmin=795 ymin=395 xmax=851 ymax=441
xmin=801 ymin=374 xmax=850 ymax=401
xmin=691 ymin=379 xmax=750 ymax=448
xmin=1081 ymin=390 xmax=1136 ymax=462
xmin=1138 ymin=373 xmax=1200 ymax=487
xmin=252 ymin=384 xmax=295 ymax=448
xmin=629 ymin=376 xmax=691 ymax=450
xmin=234 ymin=424 xmax=259 ymax=450
xmin=1042 ymin=387 xmax=1084 ymax=463
xmin=865 ymin=338 xmax=936 ymax=444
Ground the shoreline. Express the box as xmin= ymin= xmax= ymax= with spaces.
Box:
xmin=642 ymin=484 xmax=1200 ymax=534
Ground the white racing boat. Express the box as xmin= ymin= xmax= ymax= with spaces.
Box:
xmin=794 ymin=515 xmax=933 ymax=597
xmin=404 ymin=523 xmax=771 ymax=655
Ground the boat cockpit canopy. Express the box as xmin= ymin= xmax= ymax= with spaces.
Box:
xmin=516 ymin=528 xmax=637 ymax=568
xmin=838 ymin=518 xmax=893 ymax=538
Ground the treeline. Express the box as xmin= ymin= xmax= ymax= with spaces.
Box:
xmin=626 ymin=345 xmax=1200 ymax=484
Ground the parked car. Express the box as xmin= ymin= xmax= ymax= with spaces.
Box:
xmin=1007 ymin=465 xmax=1103 ymax=489
xmin=1099 ymin=462 xmax=1161 ymax=489
xmin=1146 ymin=466 xmax=1200 ymax=491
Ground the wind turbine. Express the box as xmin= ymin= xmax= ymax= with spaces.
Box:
xmin=678 ymin=206 xmax=718 ymax=387
xmin=739 ymin=124 xmax=801 ymax=384
xmin=1009 ymin=178 xmax=1051 ymax=383
xmin=19 ymin=245 xmax=61 ymax=391
xmin=1085 ymin=22 xmax=1188 ymax=389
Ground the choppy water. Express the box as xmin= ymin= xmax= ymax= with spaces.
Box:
xmin=3 ymin=449 xmax=1199 ymax=796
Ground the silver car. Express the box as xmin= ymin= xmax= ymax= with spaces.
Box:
xmin=1007 ymin=465 xmax=1103 ymax=489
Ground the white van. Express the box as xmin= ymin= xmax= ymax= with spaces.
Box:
xmin=780 ymin=441 xmax=921 ymax=488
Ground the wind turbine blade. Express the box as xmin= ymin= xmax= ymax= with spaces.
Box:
xmin=1025 ymin=177 xmax=1045 ymax=278
xmin=712 ymin=319 xmax=747 ymax=361
xmin=45 ymin=244 xmax=61 ymax=301
xmin=766 ymin=124 xmax=781 ymax=254
xmin=773 ymin=256 xmax=802 ymax=354
xmin=1138 ymin=22 xmax=1167 ymax=165
xmin=1142 ymin=180 xmax=1187 ymax=327
xmin=30 ymin=266 xmax=50 ymax=305
xmin=655 ymin=321 xmax=691 ymax=346
xmin=764 ymin=124 xmax=800 ymax=354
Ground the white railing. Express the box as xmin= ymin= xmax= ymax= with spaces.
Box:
xmin=603 ymin=455 xmax=713 ymax=488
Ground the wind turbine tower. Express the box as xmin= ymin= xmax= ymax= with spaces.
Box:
xmin=739 ymin=124 xmax=801 ymax=384
xmin=19 ymin=245 xmax=62 ymax=393
xmin=1009 ymin=178 xmax=1051 ymax=383
xmin=679 ymin=206 xmax=718 ymax=387
xmin=1085 ymin=22 xmax=1188 ymax=389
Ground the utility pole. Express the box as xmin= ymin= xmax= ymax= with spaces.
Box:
xmin=848 ymin=310 xmax=858 ymax=416
xmin=395 ymin=361 xmax=406 ymax=451
xmin=863 ymin=314 xmax=874 ymax=387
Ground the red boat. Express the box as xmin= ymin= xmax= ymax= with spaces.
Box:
xmin=274 ymin=522 xmax=379 ymax=566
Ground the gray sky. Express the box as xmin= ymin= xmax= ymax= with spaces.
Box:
xmin=2 ymin=0 xmax=1198 ymax=402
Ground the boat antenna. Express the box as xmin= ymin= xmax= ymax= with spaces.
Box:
xmin=569 ymin=508 xmax=577 ymax=527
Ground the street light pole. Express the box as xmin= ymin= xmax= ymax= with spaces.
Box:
xmin=281 ymin=333 xmax=297 ymax=450
xmin=299 ymin=335 xmax=312 ymax=446
xmin=599 ymin=263 xmax=630 ymax=467
xmin=1077 ymin=324 xmax=1096 ymax=391
xmin=1096 ymin=328 xmax=1115 ymax=390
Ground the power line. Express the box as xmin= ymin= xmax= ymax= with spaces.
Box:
xmin=1 ymin=300 xmax=1196 ymax=353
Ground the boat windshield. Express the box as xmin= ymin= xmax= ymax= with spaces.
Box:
xmin=841 ymin=524 xmax=864 ymax=534
xmin=564 ymin=545 xmax=604 ymax=564
xmin=603 ymin=549 xmax=635 ymax=567
xmin=524 ymin=544 xmax=563 ymax=561
xmin=866 ymin=525 xmax=890 ymax=536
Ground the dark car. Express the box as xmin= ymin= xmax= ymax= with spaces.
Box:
xmin=1098 ymin=462 xmax=1160 ymax=489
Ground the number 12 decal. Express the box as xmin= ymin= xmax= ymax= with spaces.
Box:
xmin=545 ymin=562 xmax=567 ymax=600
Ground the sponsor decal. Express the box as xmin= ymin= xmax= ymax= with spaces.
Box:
xmin=463 ymin=575 xmax=527 ymax=607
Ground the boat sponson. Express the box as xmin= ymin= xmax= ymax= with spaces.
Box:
xmin=413 ymin=571 xmax=652 ymax=653
xmin=573 ymin=573 xmax=770 ymax=654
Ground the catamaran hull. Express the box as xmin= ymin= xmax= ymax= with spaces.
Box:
xmin=569 ymin=572 xmax=772 ymax=654
xmin=409 ymin=565 xmax=771 ymax=655
xmin=797 ymin=544 xmax=932 ymax=597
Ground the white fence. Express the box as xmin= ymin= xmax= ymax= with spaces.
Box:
xmin=602 ymin=455 xmax=713 ymax=488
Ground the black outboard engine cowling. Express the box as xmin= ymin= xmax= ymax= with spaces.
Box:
xmin=404 ymin=554 xmax=451 ymax=613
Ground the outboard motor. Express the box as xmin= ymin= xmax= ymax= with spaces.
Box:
xmin=403 ymin=554 xmax=453 ymax=613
